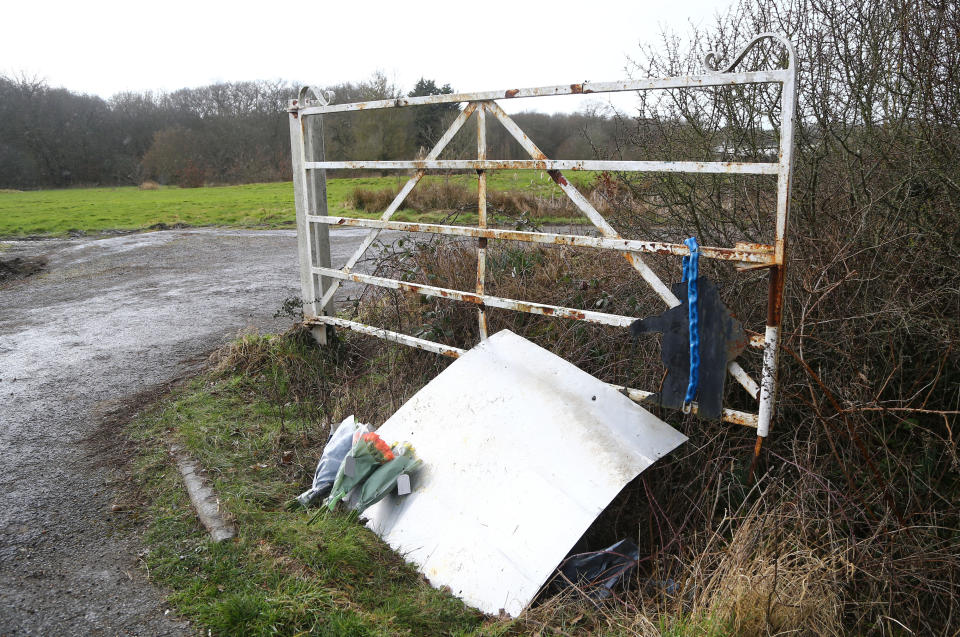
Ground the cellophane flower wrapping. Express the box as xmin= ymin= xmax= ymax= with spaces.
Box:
xmin=295 ymin=416 xmax=361 ymax=508
xmin=325 ymin=432 xmax=394 ymax=511
xmin=353 ymin=443 xmax=422 ymax=514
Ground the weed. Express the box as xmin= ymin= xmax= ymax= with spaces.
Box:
xmin=273 ymin=295 xmax=304 ymax=321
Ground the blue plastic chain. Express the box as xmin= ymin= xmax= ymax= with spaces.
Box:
xmin=681 ymin=237 xmax=700 ymax=410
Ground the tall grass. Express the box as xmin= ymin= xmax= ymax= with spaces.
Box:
xmin=350 ymin=175 xmax=634 ymax=221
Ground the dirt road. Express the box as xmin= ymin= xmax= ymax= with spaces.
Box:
xmin=0 ymin=228 xmax=380 ymax=635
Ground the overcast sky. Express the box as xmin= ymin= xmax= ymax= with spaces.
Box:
xmin=3 ymin=0 xmax=734 ymax=114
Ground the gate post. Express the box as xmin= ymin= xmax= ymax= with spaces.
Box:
xmin=288 ymin=89 xmax=334 ymax=344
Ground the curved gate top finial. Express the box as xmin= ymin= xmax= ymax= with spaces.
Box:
xmin=703 ymin=32 xmax=796 ymax=74
xmin=298 ymin=86 xmax=335 ymax=107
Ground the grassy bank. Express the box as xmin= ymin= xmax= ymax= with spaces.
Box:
xmin=0 ymin=171 xmax=597 ymax=238
xmin=125 ymin=325 xmax=752 ymax=636
xmin=127 ymin=368 xmax=488 ymax=636
xmin=124 ymin=329 xmax=643 ymax=636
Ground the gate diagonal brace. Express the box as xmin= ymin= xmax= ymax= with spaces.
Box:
xmin=483 ymin=101 xmax=759 ymax=399
xmin=316 ymin=103 xmax=479 ymax=311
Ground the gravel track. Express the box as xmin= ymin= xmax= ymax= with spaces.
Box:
xmin=0 ymin=228 xmax=379 ymax=635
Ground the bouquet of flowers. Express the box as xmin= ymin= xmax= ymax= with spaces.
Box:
xmin=352 ymin=442 xmax=423 ymax=515
xmin=323 ymin=432 xmax=394 ymax=512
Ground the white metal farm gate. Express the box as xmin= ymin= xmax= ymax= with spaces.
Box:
xmin=287 ymin=33 xmax=797 ymax=450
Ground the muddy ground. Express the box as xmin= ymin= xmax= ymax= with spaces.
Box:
xmin=0 ymin=256 xmax=47 ymax=286
xmin=0 ymin=228 xmax=384 ymax=635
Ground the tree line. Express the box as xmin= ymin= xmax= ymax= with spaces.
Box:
xmin=0 ymin=72 xmax=625 ymax=189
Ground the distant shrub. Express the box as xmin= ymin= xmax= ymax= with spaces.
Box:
xmin=177 ymin=162 xmax=206 ymax=188
xmin=351 ymin=187 xmax=398 ymax=213
xmin=348 ymin=179 xmax=616 ymax=219
xmin=408 ymin=181 xmax=474 ymax=211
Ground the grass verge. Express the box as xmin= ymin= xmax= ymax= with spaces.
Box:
xmin=120 ymin=232 xmax=953 ymax=635
xmin=125 ymin=333 xmax=492 ymax=636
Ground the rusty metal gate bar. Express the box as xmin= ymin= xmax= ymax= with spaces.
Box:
xmin=287 ymin=33 xmax=796 ymax=443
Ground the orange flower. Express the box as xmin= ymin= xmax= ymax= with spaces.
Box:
xmin=360 ymin=432 xmax=394 ymax=462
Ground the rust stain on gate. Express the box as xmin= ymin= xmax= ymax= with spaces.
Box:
xmin=287 ymin=33 xmax=798 ymax=443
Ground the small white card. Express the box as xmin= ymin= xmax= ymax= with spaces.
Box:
xmin=397 ymin=473 xmax=411 ymax=495
xmin=344 ymin=455 xmax=356 ymax=477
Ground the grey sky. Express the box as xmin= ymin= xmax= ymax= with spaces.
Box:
xmin=3 ymin=0 xmax=734 ymax=113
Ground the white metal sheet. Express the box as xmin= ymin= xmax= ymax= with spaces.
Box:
xmin=364 ymin=330 xmax=687 ymax=616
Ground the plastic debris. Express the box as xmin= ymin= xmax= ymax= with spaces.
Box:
xmin=644 ymin=578 xmax=678 ymax=595
xmin=631 ymin=278 xmax=747 ymax=420
xmin=558 ymin=539 xmax=640 ymax=600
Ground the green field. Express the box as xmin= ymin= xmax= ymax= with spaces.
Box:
xmin=0 ymin=171 xmax=596 ymax=238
